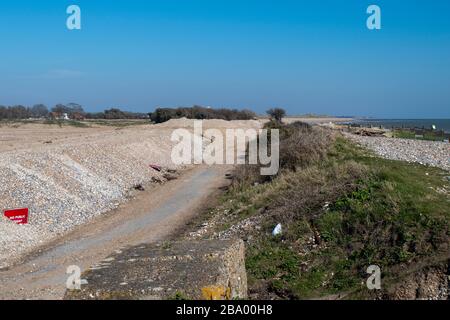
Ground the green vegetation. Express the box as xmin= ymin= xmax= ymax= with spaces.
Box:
xmin=85 ymin=119 xmax=149 ymax=127
xmin=393 ymin=129 xmax=448 ymax=141
xmin=208 ymin=123 xmax=449 ymax=299
xmin=149 ymin=106 xmax=256 ymax=123
xmin=43 ymin=119 xmax=90 ymax=128
xmin=169 ymin=291 xmax=190 ymax=300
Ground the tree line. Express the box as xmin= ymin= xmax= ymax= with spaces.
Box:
xmin=1 ymin=103 xmax=287 ymax=123
xmin=148 ymin=106 xmax=287 ymax=123
xmin=0 ymin=104 xmax=148 ymax=120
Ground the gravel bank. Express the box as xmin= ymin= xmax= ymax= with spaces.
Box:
xmin=0 ymin=127 xmax=178 ymax=268
xmin=346 ymin=134 xmax=450 ymax=171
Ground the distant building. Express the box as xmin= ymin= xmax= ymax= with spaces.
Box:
xmin=50 ymin=112 xmax=70 ymax=120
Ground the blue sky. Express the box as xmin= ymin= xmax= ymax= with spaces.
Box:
xmin=1 ymin=0 xmax=449 ymax=118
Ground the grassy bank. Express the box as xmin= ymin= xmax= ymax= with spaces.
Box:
xmin=393 ymin=129 xmax=449 ymax=142
xmin=0 ymin=119 xmax=90 ymax=128
xmin=196 ymin=122 xmax=449 ymax=299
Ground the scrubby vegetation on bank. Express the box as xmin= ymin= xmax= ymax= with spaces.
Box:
xmin=149 ymin=106 xmax=256 ymax=123
xmin=193 ymin=122 xmax=450 ymax=299
xmin=0 ymin=118 xmax=150 ymax=129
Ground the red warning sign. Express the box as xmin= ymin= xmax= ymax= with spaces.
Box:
xmin=4 ymin=208 xmax=29 ymax=225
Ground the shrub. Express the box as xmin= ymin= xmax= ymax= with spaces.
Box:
xmin=266 ymin=108 xmax=286 ymax=123
xmin=279 ymin=125 xmax=333 ymax=171
xmin=149 ymin=106 xmax=256 ymax=123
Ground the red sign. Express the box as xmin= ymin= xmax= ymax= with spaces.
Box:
xmin=4 ymin=208 xmax=29 ymax=225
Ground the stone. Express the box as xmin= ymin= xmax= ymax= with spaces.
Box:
xmin=64 ymin=239 xmax=247 ymax=300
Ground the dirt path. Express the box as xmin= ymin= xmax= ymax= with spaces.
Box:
xmin=0 ymin=165 xmax=230 ymax=300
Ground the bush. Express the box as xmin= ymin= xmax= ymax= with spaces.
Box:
xmin=266 ymin=108 xmax=286 ymax=122
xmin=149 ymin=106 xmax=256 ymax=123
xmin=279 ymin=124 xmax=333 ymax=172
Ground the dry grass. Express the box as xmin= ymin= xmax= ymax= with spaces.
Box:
xmin=204 ymin=123 xmax=449 ymax=300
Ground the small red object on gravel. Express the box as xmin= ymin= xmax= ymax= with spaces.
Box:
xmin=4 ymin=208 xmax=29 ymax=225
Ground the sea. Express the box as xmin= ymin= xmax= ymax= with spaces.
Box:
xmin=350 ymin=119 xmax=450 ymax=133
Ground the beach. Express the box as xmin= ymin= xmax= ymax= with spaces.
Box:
xmin=346 ymin=133 xmax=450 ymax=172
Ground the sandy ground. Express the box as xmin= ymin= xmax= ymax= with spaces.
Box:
xmin=0 ymin=117 xmax=346 ymax=153
xmin=0 ymin=122 xmax=114 ymax=153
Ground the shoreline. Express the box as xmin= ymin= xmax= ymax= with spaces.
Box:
xmin=347 ymin=118 xmax=450 ymax=135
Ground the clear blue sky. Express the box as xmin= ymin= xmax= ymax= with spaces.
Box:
xmin=1 ymin=0 xmax=449 ymax=118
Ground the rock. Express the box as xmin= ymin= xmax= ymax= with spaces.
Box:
xmin=64 ymin=239 xmax=247 ymax=300
xmin=133 ymin=184 xmax=145 ymax=191
xmin=163 ymin=173 xmax=178 ymax=181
